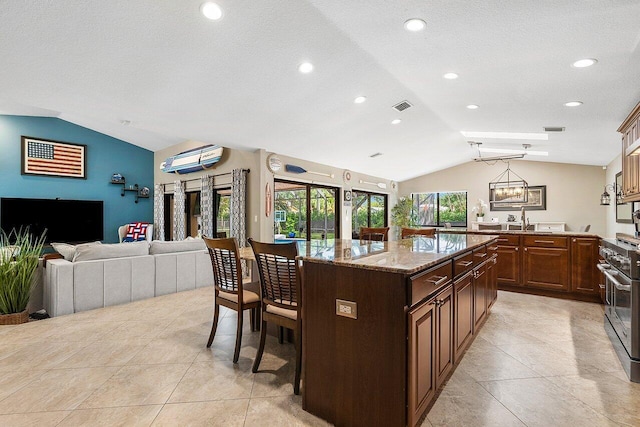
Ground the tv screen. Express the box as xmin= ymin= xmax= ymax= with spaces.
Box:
xmin=0 ymin=198 xmax=104 ymax=243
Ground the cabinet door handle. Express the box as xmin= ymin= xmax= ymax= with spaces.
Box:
xmin=524 ymin=247 xmax=528 ymax=251
xmin=426 ymin=275 xmax=449 ymax=287
xmin=572 ymin=238 xmax=576 ymax=242
xmin=515 ymin=247 xmax=519 ymax=251
xmin=497 ymin=238 xmax=509 ymax=242
xmin=474 ymin=252 xmax=487 ymax=258
xmin=457 ymin=260 xmax=473 ymax=267
xmin=488 ymin=246 xmax=498 ymax=251
xmin=534 ymin=240 xmax=555 ymax=244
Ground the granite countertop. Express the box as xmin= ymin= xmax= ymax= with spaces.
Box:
xmin=438 ymin=228 xmax=601 ymax=238
xmin=297 ymin=235 xmax=497 ymax=274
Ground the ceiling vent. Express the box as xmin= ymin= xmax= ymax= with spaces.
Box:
xmin=543 ymin=126 xmax=565 ymax=132
xmin=392 ymin=100 xmax=413 ymax=112
xmin=369 ymin=152 xmax=383 ymax=158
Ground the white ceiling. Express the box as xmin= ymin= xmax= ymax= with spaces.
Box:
xmin=1 ymin=0 xmax=639 ymax=181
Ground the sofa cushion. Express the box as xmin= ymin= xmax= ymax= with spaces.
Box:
xmin=123 ymin=222 xmax=150 ymax=242
xmin=51 ymin=241 xmax=101 ymax=261
xmin=73 ymin=241 xmax=149 ymax=262
xmin=149 ymin=239 xmax=206 ymax=255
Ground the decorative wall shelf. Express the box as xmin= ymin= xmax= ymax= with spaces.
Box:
xmin=110 ymin=178 xmax=149 ymax=203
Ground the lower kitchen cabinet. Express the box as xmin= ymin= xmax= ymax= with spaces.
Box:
xmin=473 ymin=260 xmax=488 ymax=329
xmin=408 ymin=284 xmax=453 ymax=426
xmin=570 ymin=238 xmax=599 ymax=293
xmin=453 ymin=272 xmax=474 ymax=361
xmin=523 ymin=246 xmax=569 ymax=291
xmin=496 ymin=245 xmax=521 ymax=285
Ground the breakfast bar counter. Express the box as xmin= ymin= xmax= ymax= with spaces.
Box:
xmin=299 ymin=234 xmax=498 ymax=427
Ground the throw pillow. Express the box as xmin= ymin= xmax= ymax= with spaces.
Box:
xmin=123 ymin=222 xmax=149 ymax=242
xmin=51 ymin=241 xmax=102 ymax=261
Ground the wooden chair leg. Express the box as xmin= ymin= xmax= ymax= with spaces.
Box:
xmin=294 ymin=322 xmax=302 ymax=395
xmin=250 ymin=309 xmax=256 ymax=332
xmin=278 ymin=326 xmax=284 ymax=344
xmin=233 ymin=309 xmax=244 ymax=363
xmin=252 ymin=318 xmax=268 ymax=373
xmin=206 ymin=301 xmax=220 ymax=348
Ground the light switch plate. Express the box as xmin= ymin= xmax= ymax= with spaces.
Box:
xmin=336 ymin=299 xmax=357 ymax=319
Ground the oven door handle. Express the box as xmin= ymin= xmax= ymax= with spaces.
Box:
xmin=603 ymin=269 xmax=632 ymax=292
xmin=596 ymin=263 xmax=611 ymax=272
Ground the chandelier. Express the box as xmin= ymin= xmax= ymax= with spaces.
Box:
xmin=489 ymin=163 xmax=529 ymax=205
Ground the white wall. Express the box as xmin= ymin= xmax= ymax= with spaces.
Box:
xmin=604 ymin=154 xmax=636 ymax=239
xmin=399 ymin=160 xmax=607 ymax=236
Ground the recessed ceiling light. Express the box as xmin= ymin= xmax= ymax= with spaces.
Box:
xmin=404 ymin=18 xmax=426 ymax=32
xmin=391 ymin=119 xmax=402 ymax=125
xmin=466 ymin=104 xmax=479 ymax=110
xmin=354 ymin=96 xmax=367 ymax=104
xmin=564 ymin=101 xmax=583 ymax=107
xmin=443 ymin=73 xmax=459 ymax=80
xmin=200 ymin=2 xmax=223 ymax=20
xmin=461 ymin=131 xmax=549 ymax=141
xmin=572 ymin=58 xmax=598 ymax=68
xmin=298 ymin=62 xmax=314 ymax=73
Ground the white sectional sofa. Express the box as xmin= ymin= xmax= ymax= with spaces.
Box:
xmin=44 ymin=239 xmax=213 ymax=317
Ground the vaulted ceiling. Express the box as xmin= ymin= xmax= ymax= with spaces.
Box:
xmin=1 ymin=1 xmax=639 ymax=181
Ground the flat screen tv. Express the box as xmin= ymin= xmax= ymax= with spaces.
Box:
xmin=0 ymin=198 xmax=104 ymax=243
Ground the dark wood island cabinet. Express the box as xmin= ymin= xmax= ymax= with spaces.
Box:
xmin=299 ymin=234 xmax=498 ymax=427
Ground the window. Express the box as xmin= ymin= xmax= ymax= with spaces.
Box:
xmin=412 ymin=191 xmax=467 ymax=227
xmin=274 ymin=180 xmax=339 ymax=241
xmin=163 ymin=187 xmax=231 ymax=239
xmin=352 ymin=191 xmax=388 ymax=238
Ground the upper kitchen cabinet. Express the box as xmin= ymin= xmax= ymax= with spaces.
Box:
xmin=619 ymin=101 xmax=640 ymax=202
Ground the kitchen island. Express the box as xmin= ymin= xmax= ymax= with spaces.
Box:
xmin=299 ymin=234 xmax=498 ymax=427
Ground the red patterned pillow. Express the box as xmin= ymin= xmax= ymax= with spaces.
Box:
xmin=124 ymin=222 xmax=149 ymax=242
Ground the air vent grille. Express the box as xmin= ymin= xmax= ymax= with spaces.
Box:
xmin=392 ymin=100 xmax=413 ymax=112
xmin=543 ymin=126 xmax=565 ymax=132
xmin=369 ymin=152 xmax=383 ymax=158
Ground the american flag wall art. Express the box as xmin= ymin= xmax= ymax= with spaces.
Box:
xmin=21 ymin=136 xmax=86 ymax=179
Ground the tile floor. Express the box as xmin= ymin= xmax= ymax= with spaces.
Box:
xmin=0 ymin=288 xmax=638 ymax=426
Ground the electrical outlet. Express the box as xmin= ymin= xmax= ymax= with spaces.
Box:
xmin=336 ymin=299 xmax=357 ymax=319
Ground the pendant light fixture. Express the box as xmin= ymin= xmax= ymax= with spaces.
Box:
xmin=489 ymin=163 xmax=529 ymax=205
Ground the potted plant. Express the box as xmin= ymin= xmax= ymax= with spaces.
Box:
xmin=391 ymin=196 xmax=416 ymax=238
xmin=0 ymin=227 xmax=46 ymax=325
xmin=472 ymin=199 xmax=488 ymax=222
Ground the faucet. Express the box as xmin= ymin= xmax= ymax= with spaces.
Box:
xmin=520 ymin=206 xmax=526 ymax=230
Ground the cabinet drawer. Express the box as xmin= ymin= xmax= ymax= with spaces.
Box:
xmin=472 ymin=245 xmax=488 ymax=266
xmin=496 ymin=234 xmax=520 ymax=246
xmin=523 ymin=235 xmax=568 ymax=248
xmin=409 ymin=261 xmax=452 ymax=306
xmin=453 ymin=251 xmax=474 ymax=278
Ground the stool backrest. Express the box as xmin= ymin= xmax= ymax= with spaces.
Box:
xmin=401 ymin=227 xmax=436 ymax=238
xmin=360 ymin=227 xmax=390 ymax=241
xmin=248 ymin=238 xmax=300 ymax=310
xmin=203 ymin=237 xmax=243 ymax=295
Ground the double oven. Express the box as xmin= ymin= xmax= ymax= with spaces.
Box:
xmin=599 ymin=235 xmax=640 ymax=382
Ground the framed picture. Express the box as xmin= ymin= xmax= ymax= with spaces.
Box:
xmin=21 ymin=136 xmax=87 ymax=179
xmin=490 ymin=185 xmax=546 ymax=211
xmin=616 ymin=172 xmax=632 ymax=224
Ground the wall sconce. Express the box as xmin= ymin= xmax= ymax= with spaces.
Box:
xmin=600 ymin=183 xmax=623 ymax=206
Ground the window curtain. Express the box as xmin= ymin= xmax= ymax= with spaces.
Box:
xmin=200 ymin=175 xmax=214 ymax=238
xmin=230 ymin=169 xmax=247 ymax=247
xmin=153 ymin=184 xmax=165 ymax=241
xmin=173 ymin=180 xmax=186 ymax=241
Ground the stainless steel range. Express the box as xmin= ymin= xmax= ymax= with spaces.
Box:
xmin=599 ymin=233 xmax=640 ymax=382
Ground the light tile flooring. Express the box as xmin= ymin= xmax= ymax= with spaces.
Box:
xmin=0 ymin=288 xmax=638 ymax=426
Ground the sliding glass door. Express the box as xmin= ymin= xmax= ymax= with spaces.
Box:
xmin=352 ymin=191 xmax=388 ymax=238
xmin=274 ymin=180 xmax=339 ymax=241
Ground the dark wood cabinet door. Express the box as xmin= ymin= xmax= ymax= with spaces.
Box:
xmin=496 ymin=245 xmax=520 ymax=285
xmin=408 ymin=299 xmax=436 ymax=427
xmin=486 ymin=255 xmax=498 ymax=309
xmin=473 ymin=262 xmax=487 ymax=328
xmin=570 ymin=238 xmax=599 ymax=294
xmin=435 ymin=285 xmax=453 ymax=389
xmin=454 ymin=272 xmax=474 ymax=361
xmin=523 ymin=247 xmax=569 ymax=291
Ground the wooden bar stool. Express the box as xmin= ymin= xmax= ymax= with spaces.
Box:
xmin=203 ymin=237 xmax=260 ymax=363
xmin=359 ymin=226 xmax=390 ymax=241
xmin=248 ymin=238 xmax=302 ymax=395
xmin=400 ymin=227 xmax=436 ymax=238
